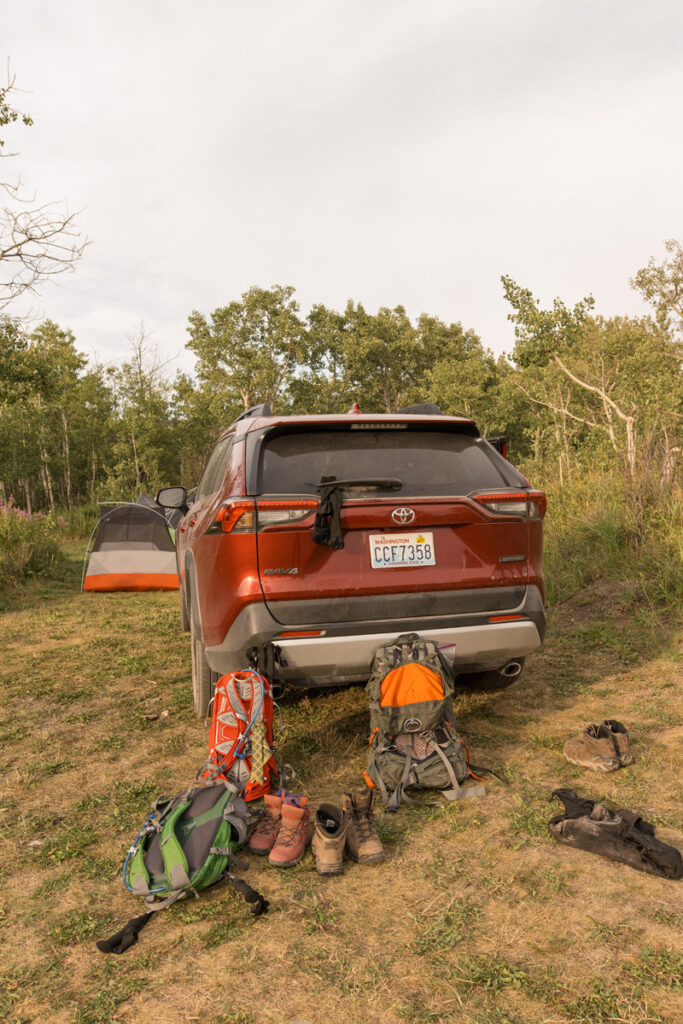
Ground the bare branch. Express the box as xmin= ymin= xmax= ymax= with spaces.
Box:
xmin=552 ymin=355 xmax=635 ymax=422
xmin=0 ymin=200 xmax=87 ymax=310
xmin=124 ymin=323 xmax=175 ymax=391
xmin=1 ymin=68 xmax=86 ymax=311
xmin=513 ymin=380 xmax=609 ymax=432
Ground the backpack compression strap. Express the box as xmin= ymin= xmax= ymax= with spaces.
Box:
xmin=209 ymin=846 xmax=270 ymax=916
xmin=430 ymin=741 xmax=485 ymax=801
xmin=371 ymin=733 xmax=485 ymax=812
xmin=97 ymin=912 xmax=153 ymax=955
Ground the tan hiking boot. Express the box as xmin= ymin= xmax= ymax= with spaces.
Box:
xmin=563 ymin=724 xmax=620 ymax=772
xmin=248 ymin=793 xmax=283 ymax=855
xmin=342 ymin=789 xmax=385 ymax=864
xmin=602 ymin=719 xmax=634 ymax=766
xmin=268 ymin=800 xmax=311 ymax=868
xmin=311 ymin=803 xmax=348 ymax=876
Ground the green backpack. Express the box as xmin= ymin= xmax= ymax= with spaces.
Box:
xmin=365 ymin=633 xmax=486 ymax=811
xmin=98 ymin=780 xmax=268 ymax=954
xmin=124 ymin=780 xmax=253 ymax=910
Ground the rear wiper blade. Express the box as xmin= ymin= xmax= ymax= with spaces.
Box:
xmin=315 ymin=477 xmax=402 ymax=491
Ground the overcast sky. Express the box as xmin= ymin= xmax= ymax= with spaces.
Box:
xmin=4 ymin=0 xmax=683 ymax=375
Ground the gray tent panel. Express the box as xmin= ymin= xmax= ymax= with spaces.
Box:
xmin=82 ymin=503 xmax=179 ymax=592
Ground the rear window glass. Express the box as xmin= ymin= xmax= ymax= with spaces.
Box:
xmin=257 ymin=430 xmax=525 ymax=496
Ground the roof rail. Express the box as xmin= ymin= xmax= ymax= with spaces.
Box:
xmin=233 ymin=402 xmax=273 ymax=424
xmin=398 ymin=402 xmax=442 ymax=415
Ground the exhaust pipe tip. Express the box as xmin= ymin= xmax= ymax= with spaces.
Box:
xmin=501 ymin=661 xmax=523 ymax=678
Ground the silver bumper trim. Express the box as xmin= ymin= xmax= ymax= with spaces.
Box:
xmin=275 ymin=621 xmax=541 ymax=679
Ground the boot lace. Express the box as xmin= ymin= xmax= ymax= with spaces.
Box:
xmin=253 ymin=812 xmax=280 ymax=838
xmin=274 ymin=821 xmax=303 ymax=848
xmin=356 ymin=811 xmax=376 ymax=840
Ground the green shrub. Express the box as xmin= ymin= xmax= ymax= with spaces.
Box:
xmin=59 ymin=502 xmax=99 ymax=540
xmin=0 ymin=503 xmax=62 ymax=586
xmin=534 ymin=467 xmax=682 ymax=607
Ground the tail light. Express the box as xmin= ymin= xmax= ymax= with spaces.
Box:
xmin=474 ymin=491 xmax=547 ymax=519
xmin=206 ymin=499 xmax=318 ymax=534
xmin=256 ymin=500 xmax=318 ymax=529
xmin=206 ymin=500 xmax=256 ymax=534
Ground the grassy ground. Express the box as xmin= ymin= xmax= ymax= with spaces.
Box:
xmin=0 ymin=541 xmax=681 ymax=1024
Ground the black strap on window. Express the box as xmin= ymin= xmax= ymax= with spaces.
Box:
xmin=312 ymin=475 xmax=345 ymax=549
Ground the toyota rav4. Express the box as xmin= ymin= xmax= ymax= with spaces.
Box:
xmin=159 ymin=404 xmax=546 ymax=717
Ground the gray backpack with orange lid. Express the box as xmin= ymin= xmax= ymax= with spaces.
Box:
xmin=364 ymin=633 xmax=486 ymax=810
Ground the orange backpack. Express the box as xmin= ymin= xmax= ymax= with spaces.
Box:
xmin=204 ymin=669 xmax=278 ymax=801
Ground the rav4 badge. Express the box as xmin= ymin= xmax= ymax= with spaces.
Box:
xmin=263 ymin=568 xmax=299 ymax=575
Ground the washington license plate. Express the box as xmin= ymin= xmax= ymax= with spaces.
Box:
xmin=369 ymin=533 xmax=436 ymax=569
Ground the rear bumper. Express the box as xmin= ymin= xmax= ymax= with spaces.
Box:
xmin=205 ymin=585 xmax=546 ymax=685
xmin=274 ymin=620 xmax=540 ymax=683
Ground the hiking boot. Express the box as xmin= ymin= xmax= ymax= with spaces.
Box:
xmin=602 ymin=720 xmax=634 ymax=766
xmin=248 ymin=793 xmax=283 ymax=855
xmin=311 ymin=803 xmax=348 ymax=876
xmin=268 ymin=800 xmax=311 ymax=868
xmin=342 ymin=789 xmax=385 ymax=864
xmin=563 ymin=723 xmax=620 ymax=772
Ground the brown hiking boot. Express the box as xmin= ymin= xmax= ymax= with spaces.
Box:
xmin=342 ymin=789 xmax=385 ymax=864
xmin=311 ymin=803 xmax=348 ymax=876
xmin=602 ymin=720 xmax=634 ymax=766
xmin=248 ymin=793 xmax=283 ymax=855
xmin=563 ymin=724 xmax=620 ymax=772
xmin=268 ymin=800 xmax=311 ymax=868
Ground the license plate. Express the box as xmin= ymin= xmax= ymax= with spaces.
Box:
xmin=369 ymin=533 xmax=436 ymax=569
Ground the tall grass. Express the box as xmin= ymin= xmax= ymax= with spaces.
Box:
xmin=58 ymin=503 xmax=100 ymax=540
xmin=0 ymin=503 xmax=62 ymax=587
xmin=538 ymin=467 xmax=682 ymax=608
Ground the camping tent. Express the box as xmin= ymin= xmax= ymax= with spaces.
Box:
xmin=136 ymin=492 xmax=183 ymax=530
xmin=82 ymin=498 xmax=179 ymax=592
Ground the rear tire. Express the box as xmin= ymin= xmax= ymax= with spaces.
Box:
xmin=179 ymin=581 xmax=190 ymax=633
xmin=190 ymin=602 xmax=215 ymax=718
xmin=457 ymin=659 xmax=525 ymax=693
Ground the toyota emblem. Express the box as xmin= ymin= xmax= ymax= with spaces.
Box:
xmin=392 ymin=507 xmax=415 ymax=525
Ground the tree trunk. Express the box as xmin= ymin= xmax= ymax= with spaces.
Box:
xmin=40 ymin=450 xmax=56 ymax=513
xmin=22 ymin=479 xmax=32 ymax=514
xmin=61 ymin=409 xmax=72 ymax=509
xmin=131 ymin=425 xmax=141 ymax=488
xmin=602 ymin=397 xmax=618 ymax=452
xmin=90 ymin=439 xmax=97 ymax=501
xmin=626 ymin=415 xmax=636 ymax=480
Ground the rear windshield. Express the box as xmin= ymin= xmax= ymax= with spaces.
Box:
xmin=257 ymin=430 xmax=525 ymax=497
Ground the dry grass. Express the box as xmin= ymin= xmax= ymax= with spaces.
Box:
xmin=0 ymin=543 xmax=681 ymax=1024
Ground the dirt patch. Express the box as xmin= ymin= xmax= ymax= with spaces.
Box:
xmin=552 ymin=579 xmax=634 ymax=629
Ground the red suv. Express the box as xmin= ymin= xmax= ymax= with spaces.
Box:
xmin=159 ymin=405 xmax=546 ymax=717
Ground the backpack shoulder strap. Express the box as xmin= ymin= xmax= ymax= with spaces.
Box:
xmin=156 ymin=800 xmax=193 ymax=891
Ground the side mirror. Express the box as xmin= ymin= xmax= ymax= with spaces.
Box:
xmin=156 ymin=486 xmax=188 ymax=510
